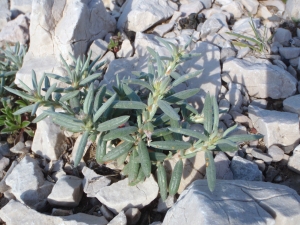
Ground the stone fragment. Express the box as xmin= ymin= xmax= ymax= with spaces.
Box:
xmin=229 ymin=110 xmax=253 ymax=128
xmin=206 ymin=34 xmax=231 ymax=48
xmin=157 ymin=196 xmax=175 ymax=213
xmin=48 ymin=175 xmax=83 ymax=207
xmin=280 ymin=154 xmax=290 ymax=166
xmin=256 ymin=5 xmax=272 ymax=20
xmin=251 ymin=148 xmax=272 ymax=164
xmin=9 ymin=142 xmax=28 ymax=154
xmin=117 ymin=39 xmax=133 ymax=58
xmin=265 ymin=166 xmax=279 ymax=182
xmin=125 ymin=208 xmax=141 ymax=225
xmin=221 ymin=2 xmax=243 ymax=18
xmin=288 ymin=144 xmax=300 ymax=175
xmin=223 ymin=58 xmax=297 ymax=99
xmin=108 ymin=211 xmax=127 ymax=225
xmin=279 ymin=47 xmax=300 ymax=60
xmin=214 ymin=152 xmax=233 ymax=180
xmin=201 ymin=18 xmax=223 ymax=38
xmin=82 ymin=166 xmax=111 ymax=198
xmin=89 ymin=39 xmax=108 ymax=61
xmin=0 ymin=142 xmax=10 ymax=156
xmin=283 ymin=94 xmax=300 ymax=116
xmin=284 ymin=0 xmax=300 ymax=20
xmin=237 ymin=47 xmax=250 ymax=59
xmin=10 ymin=0 xmax=33 ymax=16
xmin=273 ymin=59 xmax=287 ymax=70
xmin=267 ymin=145 xmax=284 ymax=162
xmin=0 ymin=156 xmax=9 ymax=172
xmin=0 ymin=161 xmax=17 ymax=193
xmin=232 ymin=17 xmax=260 ymax=35
xmin=254 ymin=159 xmax=265 ymax=172
xmin=100 ymin=205 xmax=114 ymax=221
xmin=220 ymin=47 xmax=236 ymax=63
xmin=230 ymin=156 xmax=262 ymax=181
xmin=16 ymin=0 xmax=115 ymax=89
xmin=239 ymin=0 xmax=259 ymax=14
xmin=0 ymin=14 xmax=29 ymax=45
xmin=5 ymin=155 xmax=53 ymax=209
xmin=0 ymin=200 xmax=108 ymax=225
xmin=117 ymin=0 xmax=177 ymax=32
xmin=32 ymin=108 xmax=67 ymax=160
xmin=225 ymin=87 xmax=243 ymax=109
xmin=248 ymin=105 xmax=300 ymax=148
xmin=52 ymin=208 xmax=73 ymax=216
xmin=96 ymin=175 xmax=158 ymax=214
xmin=179 ymin=0 xmax=203 ymax=16
xmin=154 ymin=23 xmax=175 ymax=37
xmin=250 ymin=99 xmax=267 ymax=109
xmin=289 ymin=57 xmax=299 ymax=67
xmin=0 ymin=4 xmax=11 ymax=31
xmin=163 ymin=180 xmax=300 ymax=225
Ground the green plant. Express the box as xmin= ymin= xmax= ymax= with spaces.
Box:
xmin=0 ymin=97 xmax=34 ymax=137
xmin=5 ymin=38 xmax=263 ymax=199
xmin=226 ymin=17 xmax=272 ymax=53
xmin=0 ymin=43 xmax=27 ymax=97
xmin=107 ymin=32 xmax=123 ymax=53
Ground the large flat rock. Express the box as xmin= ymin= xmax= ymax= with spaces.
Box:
xmin=223 ymin=58 xmax=297 ymax=99
xmin=0 ymin=200 xmax=108 ymax=225
xmin=163 ymin=180 xmax=300 ymax=225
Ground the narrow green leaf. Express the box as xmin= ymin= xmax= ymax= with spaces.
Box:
xmin=169 ymin=159 xmax=183 ymax=196
xmin=79 ymin=73 xmax=102 ymax=86
xmin=17 ymin=79 xmax=32 ymax=93
xmin=123 ymin=79 xmax=154 ymax=92
xmin=31 ymin=102 xmax=40 ymax=116
xmin=83 ymin=83 xmax=94 ymax=115
xmin=123 ymin=84 xmax=141 ymax=102
xmin=4 ymin=87 xmax=36 ymax=102
xmin=128 ymin=148 xmax=140 ymax=183
xmin=97 ymin=116 xmax=130 ymax=132
xmin=226 ymin=134 xmax=263 ymax=143
xmin=103 ymin=126 xmax=137 ymax=141
xmin=93 ymin=93 xmax=117 ymax=122
xmin=13 ymin=104 xmax=35 ymax=115
xmin=172 ymin=70 xmax=202 ymax=87
xmin=37 ymin=74 xmax=45 ymax=96
xmin=138 ymin=140 xmax=151 ymax=177
xmin=74 ymin=131 xmax=89 ymax=167
xmin=31 ymin=70 xmax=38 ymax=91
xmin=151 ymin=128 xmax=172 ymax=138
xmin=168 ymin=127 xmax=208 ymax=141
xmin=94 ymin=85 xmax=106 ymax=112
xmin=32 ymin=112 xmax=48 ymax=123
xmin=212 ymin=96 xmax=219 ymax=133
xmin=44 ymin=83 xmax=57 ymax=101
xmin=149 ymin=152 xmax=167 ymax=161
xmin=96 ymin=132 xmax=107 ymax=164
xmin=165 ymin=88 xmax=200 ymax=103
xmin=150 ymin=141 xmax=191 ymax=150
xmin=205 ymin=151 xmax=216 ymax=192
xmin=102 ymin=141 xmax=133 ymax=161
xmin=112 ymin=101 xmax=147 ymax=110
xmin=222 ymin=124 xmax=238 ymax=137
xmin=21 ymin=121 xmax=31 ymax=128
xmin=203 ymin=93 xmax=212 ymax=134
xmin=157 ymin=99 xmax=180 ymax=121
xmin=59 ymin=90 xmax=80 ymax=102
xmin=157 ymin=163 xmax=168 ymax=201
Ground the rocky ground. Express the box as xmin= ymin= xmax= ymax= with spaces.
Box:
xmin=0 ymin=0 xmax=300 ymax=224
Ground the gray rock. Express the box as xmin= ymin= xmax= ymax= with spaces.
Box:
xmin=32 ymin=107 xmax=67 ymax=160
xmin=51 ymin=208 xmax=73 ymax=216
xmin=288 ymin=144 xmax=300 ymax=174
xmin=273 ymin=59 xmax=287 ymax=70
xmin=273 ymin=28 xmax=292 ymax=46
xmin=0 ymin=160 xmax=17 ymax=193
xmin=179 ymin=0 xmax=204 ymax=16
xmin=254 ymin=159 xmax=265 ymax=172
xmin=230 ymin=156 xmax=262 ymax=181
xmin=117 ymin=39 xmax=133 ymax=58
xmin=96 ymin=175 xmax=159 ymax=214
xmin=237 ymin=47 xmax=250 ymax=59
xmin=201 ymin=18 xmax=223 ymax=38
xmin=108 ymin=211 xmax=127 ymax=225
xmin=82 ymin=166 xmax=111 ymax=198
xmin=229 ymin=110 xmax=253 ymax=128
xmin=177 ymin=41 xmax=221 ymax=112
xmin=279 ymin=47 xmax=300 ymax=60
xmin=0 ymin=3 xmax=10 ymax=31
xmin=117 ymin=0 xmax=177 ymax=32
xmin=154 ymin=22 xmax=175 ymax=37
xmin=265 ymin=166 xmax=279 ymax=182
xmin=267 ymin=145 xmax=284 ymax=162
xmin=5 ymin=155 xmax=53 ymax=209
xmin=221 ymin=1 xmax=243 ymax=19
xmin=89 ymin=39 xmax=108 ymax=61
xmin=48 ymin=175 xmax=83 ymax=207
xmin=163 ymin=180 xmax=300 ymax=225
xmin=248 ymin=105 xmax=300 ymax=148
xmin=125 ymin=208 xmax=141 ymax=225
xmin=239 ymin=0 xmax=259 ymax=14
xmin=225 ymin=87 xmax=243 ymax=109
xmin=284 ymin=0 xmax=300 ymax=20
xmin=100 ymin=205 xmax=114 ymax=221
xmin=15 ymin=0 xmax=115 ymax=89
xmin=288 ymin=65 xmax=297 ymax=78
xmin=214 ymin=152 xmax=233 ymax=180
xmin=232 ymin=17 xmax=260 ymax=35
xmin=10 ymin=142 xmax=28 ymax=154
xmin=0 ymin=142 xmax=10 ymax=156
xmin=0 ymin=156 xmax=9 ymax=172
xmin=250 ymin=99 xmax=268 ymax=109
xmin=0 ymin=200 xmax=108 ymax=225
xmin=220 ymin=47 xmax=236 ymax=63
xmin=0 ymin=14 xmax=29 ymax=45
xmin=223 ymin=58 xmax=297 ymax=99
xmin=289 ymin=57 xmax=299 ymax=67
xmin=283 ymin=94 xmax=300 ymax=116
xmin=251 ymin=148 xmax=272 ymax=164
xmin=157 ymin=196 xmax=175 ymax=213
xmin=206 ymin=34 xmax=231 ymax=48
xmin=10 ymin=0 xmax=33 ymax=16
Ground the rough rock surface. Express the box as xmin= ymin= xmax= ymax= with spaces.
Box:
xmin=15 ymin=0 xmax=116 ymax=89
xmin=248 ymin=105 xmax=300 ymax=148
xmin=96 ymin=175 xmax=158 ymax=214
xmin=214 ymin=152 xmax=233 ymax=180
xmin=0 ymin=200 xmax=108 ymax=225
xmin=223 ymin=58 xmax=297 ymax=99
xmin=283 ymin=94 xmax=300 ymax=116
xmin=163 ymin=180 xmax=300 ymax=225
xmin=288 ymin=144 xmax=300 ymax=175
xmin=117 ymin=0 xmax=177 ymax=32
xmin=47 ymin=175 xmax=83 ymax=207
xmin=5 ymin=155 xmax=53 ymax=209
xmin=230 ymin=156 xmax=262 ymax=181
xmin=108 ymin=211 xmax=127 ymax=225
xmin=32 ymin=108 xmax=67 ymax=160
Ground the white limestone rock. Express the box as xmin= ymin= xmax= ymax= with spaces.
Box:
xmin=32 ymin=107 xmax=67 ymax=160
xmin=117 ymin=0 xmax=177 ymax=32
xmin=125 ymin=208 xmax=141 ymax=225
xmin=48 ymin=175 xmax=83 ymax=207
xmin=163 ymin=180 xmax=300 ymax=225
xmin=0 ymin=14 xmax=29 ymax=45
xmin=0 ymin=200 xmax=108 ymax=225
xmin=108 ymin=211 xmax=127 ymax=225
xmin=179 ymin=0 xmax=204 ymax=16
xmin=239 ymin=0 xmax=259 ymax=14
xmin=283 ymin=94 xmax=300 ymax=116
xmin=273 ymin=28 xmax=292 ymax=47
xmin=16 ymin=0 xmax=116 ymax=89
xmin=96 ymin=175 xmax=159 ymax=214
xmin=5 ymin=155 xmax=54 ymax=209
xmin=221 ymin=1 xmax=243 ymax=19
xmin=0 ymin=0 xmax=11 ymax=31
xmin=248 ymin=105 xmax=300 ymax=149
xmin=89 ymin=39 xmax=108 ymax=61
xmin=10 ymin=0 xmax=33 ymax=16
xmin=223 ymin=58 xmax=297 ymax=99
xmin=284 ymin=0 xmax=300 ymax=20
xmin=288 ymin=144 xmax=300 ymax=174
xmin=279 ymin=47 xmax=300 ymax=60
xmin=117 ymin=39 xmax=133 ymax=58
xmin=267 ymin=145 xmax=284 ymax=162
xmin=201 ymin=18 xmax=223 ymax=38
xmin=214 ymin=152 xmax=233 ymax=180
